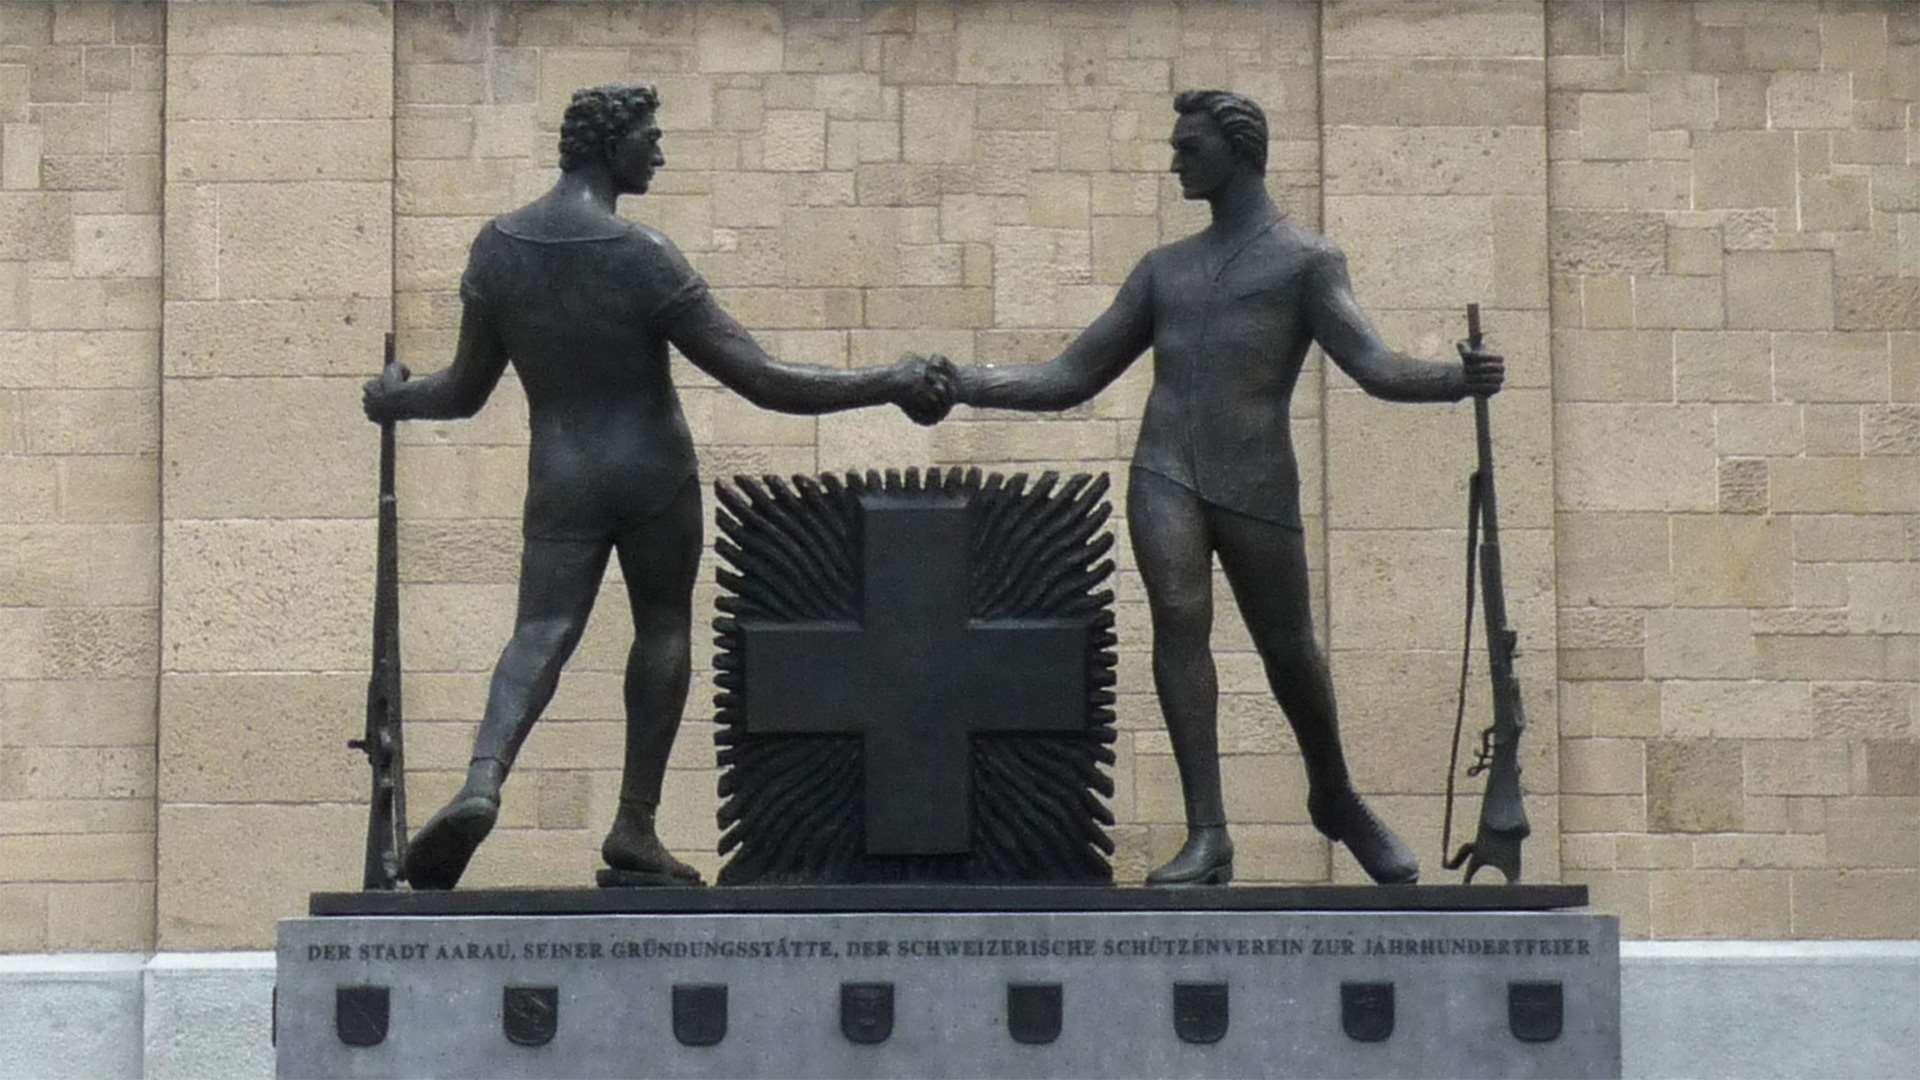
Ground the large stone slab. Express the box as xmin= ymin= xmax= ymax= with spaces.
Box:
xmin=276 ymin=901 xmax=1618 ymax=1079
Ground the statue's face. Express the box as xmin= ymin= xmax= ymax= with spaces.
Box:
xmin=609 ymin=114 xmax=665 ymax=195
xmin=1169 ymin=111 xmax=1239 ymax=201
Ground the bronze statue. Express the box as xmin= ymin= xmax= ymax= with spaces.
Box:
xmin=951 ymin=91 xmax=1504 ymax=885
xmin=362 ymin=84 xmax=952 ymax=889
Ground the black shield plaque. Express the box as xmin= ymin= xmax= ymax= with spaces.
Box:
xmin=1007 ymin=982 xmax=1062 ymax=1045
xmin=841 ymin=982 xmax=894 ymax=1045
xmin=1509 ymin=980 xmax=1563 ymax=1043
xmin=503 ymin=985 xmax=558 ymax=1047
xmin=1341 ymin=981 xmax=1395 ymax=1042
xmin=672 ymin=984 xmax=728 ymax=1047
xmin=335 ymin=985 xmax=388 ymax=1048
xmin=1172 ymin=981 xmax=1229 ymax=1044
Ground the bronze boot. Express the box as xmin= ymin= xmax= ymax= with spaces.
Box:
xmin=1145 ymin=824 xmax=1235 ymax=886
xmin=402 ymin=758 xmax=504 ymax=891
xmin=1309 ymin=789 xmax=1419 ymax=885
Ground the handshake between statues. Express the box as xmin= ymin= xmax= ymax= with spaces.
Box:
xmin=883 ymin=353 xmax=960 ymax=428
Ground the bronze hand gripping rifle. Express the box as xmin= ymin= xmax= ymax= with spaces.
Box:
xmin=352 ymin=332 xmax=410 ymax=889
xmin=1442 ymin=303 xmax=1531 ymax=884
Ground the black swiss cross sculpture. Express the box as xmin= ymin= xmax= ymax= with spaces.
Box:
xmin=711 ymin=467 xmax=1119 ymax=884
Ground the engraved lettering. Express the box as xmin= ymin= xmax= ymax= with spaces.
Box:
xmin=322 ymin=932 xmax=1596 ymax=968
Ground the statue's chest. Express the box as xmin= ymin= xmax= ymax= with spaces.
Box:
xmin=1152 ymin=243 xmax=1315 ymax=354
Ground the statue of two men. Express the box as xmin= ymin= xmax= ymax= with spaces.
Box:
xmin=363 ymin=84 xmax=1502 ymax=891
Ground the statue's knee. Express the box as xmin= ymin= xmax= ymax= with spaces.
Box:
xmin=1150 ymin=599 xmax=1211 ymax=645
xmin=629 ymin=628 xmax=690 ymax=668
xmin=1258 ymin=637 xmax=1321 ymax=679
xmin=518 ymin=617 xmax=583 ymax=658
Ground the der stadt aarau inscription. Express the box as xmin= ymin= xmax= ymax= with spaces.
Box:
xmin=304 ymin=932 xmax=1597 ymax=966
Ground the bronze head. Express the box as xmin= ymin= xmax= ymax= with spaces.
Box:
xmin=559 ymin=83 xmax=665 ymax=194
xmin=1170 ymin=90 xmax=1268 ymax=200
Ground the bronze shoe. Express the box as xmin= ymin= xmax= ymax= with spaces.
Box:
xmin=1145 ymin=825 xmax=1235 ymax=886
xmin=1310 ymin=790 xmax=1419 ymax=885
xmin=402 ymin=793 xmax=498 ymax=891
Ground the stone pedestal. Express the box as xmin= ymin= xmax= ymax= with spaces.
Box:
xmin=276 ymin=886 xmax=1618 ymax=1079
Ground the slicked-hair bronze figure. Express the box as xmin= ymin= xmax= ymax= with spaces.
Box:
xmin=952 ymin=91 xmax=1504 ymax=886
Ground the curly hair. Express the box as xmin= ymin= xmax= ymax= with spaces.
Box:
xmin=1172 ymin=90 xmax=1268 ymax=175
xmin=557 ymin=83 xmax=661 ymax=173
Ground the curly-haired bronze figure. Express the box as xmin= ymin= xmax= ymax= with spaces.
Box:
xmin=953 ymin=91 xmax=1504 ymax=886
xmin=362 ymin=84 xmax=952 ymax=890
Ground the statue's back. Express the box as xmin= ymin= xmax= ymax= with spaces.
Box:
xmin=459 ymin=215 xmax=702 ymax=532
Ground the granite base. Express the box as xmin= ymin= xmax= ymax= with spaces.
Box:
xmin=276 ymin=891 xmax=1618 ymax=1079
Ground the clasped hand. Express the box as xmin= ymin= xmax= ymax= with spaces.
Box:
xmin=361 ymin=363 xmax=413 ymax=424
xmin=890 ymin=353 xmax=958 ymax=426
xmin=1456 ymin=342 xmax=1505 ymax=398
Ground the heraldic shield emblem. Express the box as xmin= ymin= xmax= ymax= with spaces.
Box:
xmin=1509 ymin=980 xmax=1564 ymax=1043
xmin=672 ymin=983 xmax=728 ymax=1047
xmin=334 ymin=985 xmax=389 ymax=1048
xmin=1172 ymin=981 xmax=1230 ymax=1044
xmin=1006 ymin=982 xmax=1063 ymax=1045
xmin=840 ymin=981 xmax=895 ymax=1045
xmin=502 ymin=985 xmax=558 ymax=1047
xmin=1341 ymin=981 xmax=1395 ymax=1042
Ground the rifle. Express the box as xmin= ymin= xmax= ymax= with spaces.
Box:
xmin=351 ymin=332 xmax=409 ymax=889
xmin=1441 ymin=303 xmax=1530 ymax=884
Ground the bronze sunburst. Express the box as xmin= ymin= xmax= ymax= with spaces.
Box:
xmin=711 ymin=467 xmax=1119 ymax=885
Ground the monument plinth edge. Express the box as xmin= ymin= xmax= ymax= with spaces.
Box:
xmin=308 ymin=883 xmax=1589 ymax=917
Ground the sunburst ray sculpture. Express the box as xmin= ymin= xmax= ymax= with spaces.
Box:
xmin=712 ymin=467 xmax=1118 ymax=885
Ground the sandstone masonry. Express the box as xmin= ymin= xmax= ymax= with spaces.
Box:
xmin=0 ymin=1 xmax=1911 ymax=952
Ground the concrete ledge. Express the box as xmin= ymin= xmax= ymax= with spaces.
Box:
xmin=0 ymin=942 xmax=1914 ymax=1078
xmin=143 ymin=952 xmax=277 ymax=1080
xmin=1622 ymin=942 xmax=1920 ymax=1080
xmin=0 ymin=954 xmax=145 ymax=1080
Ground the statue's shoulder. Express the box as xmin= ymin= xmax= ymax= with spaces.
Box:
xmin=1155 ymin=230 xmax=1202 ymax=262
xmin=1268 ymin=217 xmax=1335 ymax=256
xmin=620 ymin=220 xmax=681 ymax=256
xmin=1276 ymin=219 xmax=1342 ymax=266
xmin=1257 ymin=221 xmax=1346 ymax=293
xmin=1142 ymin=231 xmax=1205 ymax=281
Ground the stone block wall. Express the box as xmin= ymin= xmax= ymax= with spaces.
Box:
xmin=0 ymin=0 xmax=163 ymax=953
xmin=1547 ymin=0 xmax=1918 ymax=938
xmin=155 ymin=0 xmax=394 ymax=949
xmin=0 ymin=1 xmax=1911 ymax=952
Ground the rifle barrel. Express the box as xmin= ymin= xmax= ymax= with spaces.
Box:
xmin=360 ymin=332 xmax=408 ymax=889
